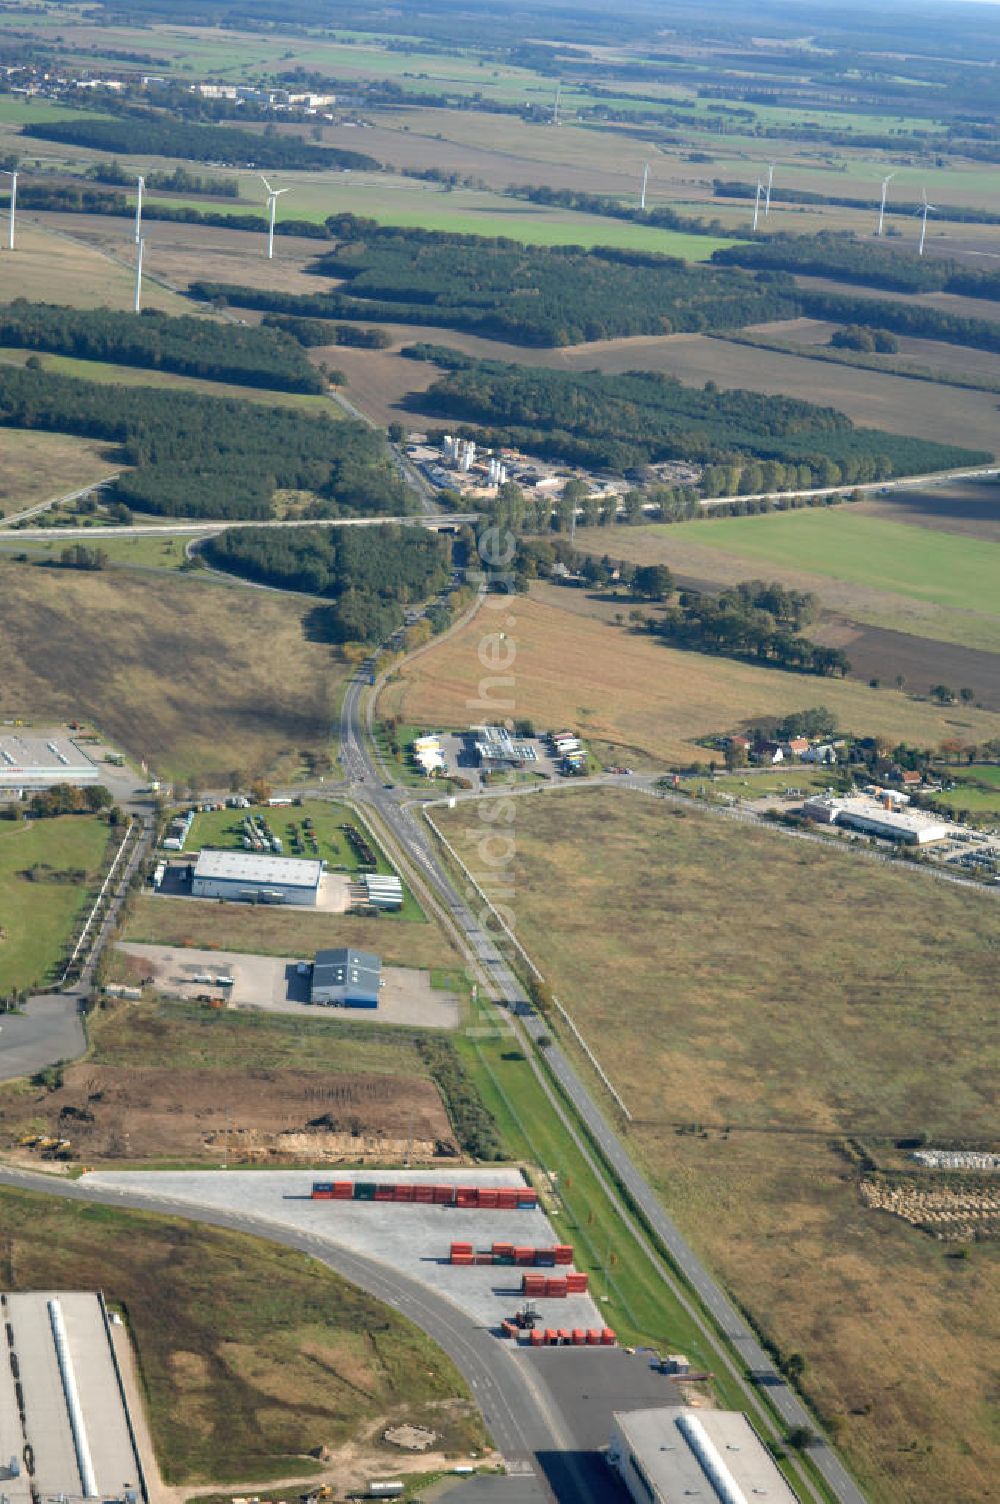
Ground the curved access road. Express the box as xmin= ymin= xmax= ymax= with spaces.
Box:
xmin=0 ymin=1166 xmax=587 ymax=1502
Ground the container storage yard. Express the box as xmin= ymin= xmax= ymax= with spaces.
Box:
xmin=81 ymin=1169 xmax=606 ymax=1334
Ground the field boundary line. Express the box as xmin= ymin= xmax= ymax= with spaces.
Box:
xmin=423 ymin=801 xmax=634 ymax=1124
xmin=59 ymin=819 xmax=136 ymax=987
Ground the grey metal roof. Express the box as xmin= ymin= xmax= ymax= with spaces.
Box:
xmin=193 ymin=848 xmax=322 ymax=889
xmin=312 ymin=947 xmax=381 ymax=997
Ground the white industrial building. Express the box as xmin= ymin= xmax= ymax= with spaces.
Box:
xmin=310 ymin=947 xmax=381 ymax=1007
xmin=191 ymin=848 xmax=322 ymax=905
xmin=801 ymin=794 xmax=951 ymax=845
xmin=609 ymin=1407 xmax=799 ymax=1504
xmin=0 ymin=1291 xmax=145 ymax=1504
xmin=363 ymin=872 xmax=404 ymax=910
xmin=0 ymin=733 xmax=99 ymax=790
xmin=413 ymin=733 xmax=446 ymax=776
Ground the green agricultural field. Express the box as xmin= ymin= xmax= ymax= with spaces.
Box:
xmin=663 ymin=510 xmax=1000 ymax=616
xmin=127 ymin=183 xmax=732 ymax=258
xmin=934 ymin=764 xmax=1000 ymax=816
xmin=0 ymin=1186 xmax=485 ymax=1484
xmin=0 ymin=812 xmax=111 ymax=992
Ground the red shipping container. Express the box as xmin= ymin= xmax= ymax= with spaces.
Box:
xmin=530 ymin=1329 xmax=544 ymax=1347
xmin=516 ymin=1188 xmax=538 ymax=1206
xmin=374 ymin=1187 xmax=394 ymax=1202
xmin=474 ymin=1253 xmax=494 ymax=1265
xmin=414 ymin=1186 xmax=434 ymax=1203
xmin=455 ymin=1186 xmax=478 ymax=1206
xmin=500 ymin=1321 xmax=517 ymax=1339
xmin=558 ymin=1329 xmax=571 ymax=1345
xmin=450 ymin=1252 xmax=474 ymax=1265
xmin=477 ymin=1189 xmax=499 ymax=1208
xmin=521 ymin=1276 xmax=545 ymax=1294
xmin=586 ymin=1330 xmax=601 ymax=1346
xmin=496 ymin=1189 xmax=519 ymax=1208
xmin=311 ymin=1190 xmax=334 ymax=1200
xmin=393 ymin=1185 xmax=415 ymax=1202
xmin=544 ymin=1278 xmax=568 ymax=1298
xmin=514 ymin=1247 xmax=536 ymax=1265
xmin=545 ymin=1329 xmax=558 ymax=1346
xmin=601 ymin=1329 xmax=616 ymax=1346
xmin=572 ymin=1329 xmax=586 ymax=1346
xmin=434 ymin=1185 xmax=455 ymax=1204
xmin=492 ymin=1242 xmax=514 ymax=1256
xmin=333 ymin=1182 xmax=353 ymax=1199
xmin=553 ymin=1245 xmax=574 ymax=1265
xmin=565 ymin=1273 xmax=589 ymax=1293
xmin=450 ymin=1241 xmax=473 ymax=1255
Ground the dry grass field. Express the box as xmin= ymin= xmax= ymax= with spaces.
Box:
xmin=126 ymin=894 xmax=462 ymax=973
xmin=435 ymin=788 xmax=999 ymax=1504
xmin=0 ymin=428 xmax=118 ymax=516
xmin=378 ymin=592 xmax=1000 ymax=766
xmin=0 ymin=560 xmax=346 ymax=782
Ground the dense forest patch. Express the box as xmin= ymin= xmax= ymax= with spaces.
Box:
xmin=0 ymin=365 xmax=405 ymax=520
xmin=20 ymin=115 xmax=379 ymax=171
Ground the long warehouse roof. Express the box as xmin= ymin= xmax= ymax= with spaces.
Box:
xmin=193 ymin=848 xmax=322 ymax=889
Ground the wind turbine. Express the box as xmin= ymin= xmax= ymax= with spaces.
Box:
xmin=134 ymin=235 xmax=145 ymax=313
xmin=917 ymin=187 xmax=936 ymax=257
xmin=876 ymin=172 xmax=895 ymax=237
xmin=752 ymin=178 xmax=763 ymax=233
xmin=134 ymin=174 xmax=144 ymax=245
xmin=261 ymin=175 xmax=290 ymax=260
xmin=640 ymin=160 xmax=650 ymax=212
xmin=2 ymin=168 xmax=17 ymax=251
xmin=552 ymin=82 xmax=562 ymax=126
xmin=764 ymin=161 xmax=775 ymax=216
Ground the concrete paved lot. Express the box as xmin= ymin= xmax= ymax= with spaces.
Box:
xmin=119 ymin=943 xmax=460 ymax=1028
xmin=83 ymin=1168 xmax=603 ymax=1331
xmin=0 ymin=995 xmax=85 ymax=1083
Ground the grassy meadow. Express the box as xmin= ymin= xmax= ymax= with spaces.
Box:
xmin=0 ymin=1186 xmax=485 ymax=1484
xmin=378 ymin=593 xmax=1000 ymax=766
xmin=0 ymin=559 xmax=347 ymax=783
xmin=435 ymin=787 xmax=999 ymax=1504
xmin=0 ymin=428 xmax=118 ymax=517
xmin=0 ymin=811 xmax=110 ymax=992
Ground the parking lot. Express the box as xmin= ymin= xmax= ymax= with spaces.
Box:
xmin=83 ymin=1168 xmax=604 ymax=1333
xmin=118 ymin=943 xmax=461 ymax=1028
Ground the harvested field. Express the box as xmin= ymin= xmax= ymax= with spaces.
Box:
xmin=582 ymin=524 xmax=1000 ymax=655
xmin=854 ymin=481 xmax=1000 ymax=543
xmin=378 ymin=592 xmax=1000 ymax=766
xmin=794 ymin=273 xmax=1000 ymax=327
xmin=3 ymin=1062 xmax=456 ymax=1165
xmin=434 ymin=787 xmax=1000 ymax=1504
xmin=0 ymin=559 xmax=347 ymax=782
xmin=3 ymin=219 xmax=189 ymax=312
xmin=126 ymin=894 xmax=461 ymax=972
xmin=0 ymin=428 xmax=117 ymax=517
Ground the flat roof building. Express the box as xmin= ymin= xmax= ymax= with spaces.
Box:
xmin=472 ymin=725 xmax=538 ymax=769
xmin=1 ymin=1291 xmax=145 ymax=1504
xmin=609 ymin=1407 xmax=799 ymax=1504
xmin=801 ymin=795 xmax=951 ymax=845
xmin=192 ymin=848 xmax=322 ymax=906
xmin=311 ymin=947 xmax=381 ymax=1007
xmin=0 ymin=733 xmax=99 ymax=789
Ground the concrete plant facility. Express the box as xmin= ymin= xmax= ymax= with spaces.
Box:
xmin=801 ymin=793 xmax=952 ymax=845
xmin=0 ymin=732 xmax=99 ymax=791
xmin=0 ymin=1290 xmax=145 ymax=1504
xmin=191 ymin=848 xmax=323 ymax=905
xmin=609 ymin=1406 xmax=799 ymax=1504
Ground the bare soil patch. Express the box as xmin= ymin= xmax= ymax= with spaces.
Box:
xmin=854 ymin=481 xmax=1000 ymax=543
xmin=5 ymin=1063 xmax=456 ymax=1165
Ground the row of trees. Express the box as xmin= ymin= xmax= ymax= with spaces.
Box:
xmin=713 ymin=233 xmax=1000 ymax=303
xmin=0 ymin=300 xmax=323 ymax=393
xmin=86 ymin=160 xmax=240 ymax=196
xmin=27 ymin=783 xmax=113 ymax=818
xmin=0 ymin=364 xmax=406 ymax=520
xmin=203 ymin=524 xmax=452 ymax=643
xmin=21 ymin=115 xmax=379 ymax=172
xmin=417 ymin=356 xmax=985 ymax=477
xmin=652 ymin=590 xmax=850 ymax=677
xmin=260 ymin=314 xmax=393 ymax=349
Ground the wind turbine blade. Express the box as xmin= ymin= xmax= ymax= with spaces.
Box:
xmin=260 ymin=175 xmax=274 ymax=193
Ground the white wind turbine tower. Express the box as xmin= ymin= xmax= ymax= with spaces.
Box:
xmin=134 ymin=173 xmax=144 ymax=245
xmin=876 ymin=172 xmax=895 ymax=237
xmin=134 ymin=235 xmax=145 ymax=313
xmin=261 ymin=175 xmax=290 ymax=260
xmin=552 ymin=82 xmax=562 ymax=126
xmin=752 ymin=178 xmax=763 ymax=233
xmin=640 ymin=160 xmax=650 ymax=211
xmin=2 ymin=168 xmax=18 ymax=251
xmin=917 ymin=187 xmax=936 ymax=256
xmin=764 ymin=161 xmax=775 ymax=216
